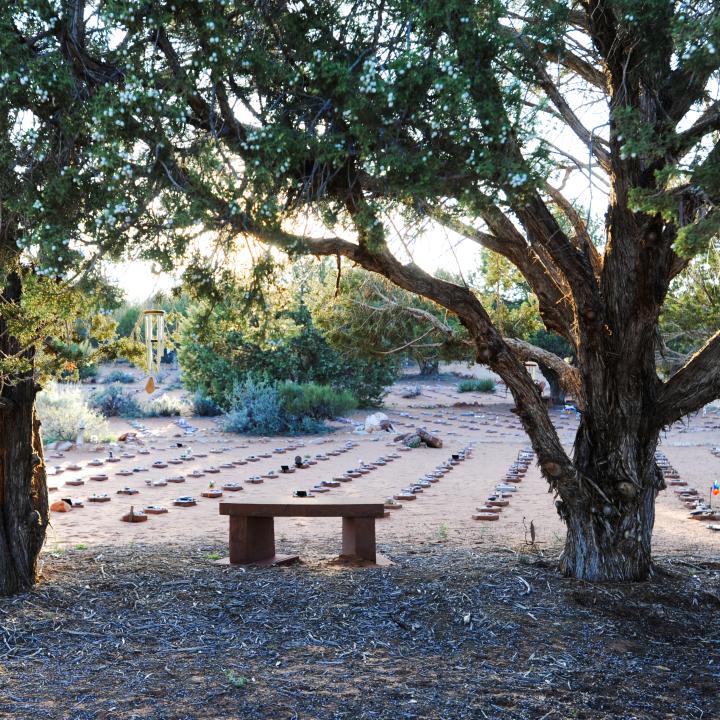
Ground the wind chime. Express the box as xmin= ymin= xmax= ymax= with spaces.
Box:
xmin=143 ymin=309 xmax=165 ymax=393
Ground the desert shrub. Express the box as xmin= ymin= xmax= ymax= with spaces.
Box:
xmin=457 ymin=378 xmax=496 ymax=393
xmin=114 ymin=303 xmax=142 ymax=338
xmin=192 ymin=393 xmax=222 ymax=416
xmin=90 ymin=385 xmax=144 ymax=417
xmin=103 ymin=368 xmax=136 ymax=384
xmin=223 ymin=379 xmax=286 ymax=435
xmin=277 ymin=381 xmax=356 ymax=420
xmin=223 ymin=379 xmax=352 ymax=435
xmin=37 ymin=383 xmax=110 ymax=443
xmin=78 ymin=364 xmax=99 ymax=381
xmin=142 ymin=395 xmax=189 ymax=417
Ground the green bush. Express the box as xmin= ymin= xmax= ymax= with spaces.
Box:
xmin=192 ymin=393 xmax=222 ymax=416
xmin=457 ymin=378 xmax=496 ymax=393
xmin=78 ymin=364 xmax=99 ymax=381
xmin=37 ymin=383 xmax=110 ymax=443
xmin=103 ymin=368 xmax=136 ymax=384
xmin=223 ymin=379 xmax=287 ymax=435
xmin=277 ymin=381 xmax=356 ymax=420
xmin=90 ymin=385 xmax=144 ymax=417
xmin=179 ymin=300 xmax=397 ymax=409
xmin=223 ymin=379 xmax=352 ymax=435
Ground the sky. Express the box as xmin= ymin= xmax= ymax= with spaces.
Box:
xmin=109 ymin=214 xmax=487 ymax=301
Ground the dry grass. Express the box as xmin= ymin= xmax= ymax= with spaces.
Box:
xmin=0 ymin=543 xmax=718 ymax=719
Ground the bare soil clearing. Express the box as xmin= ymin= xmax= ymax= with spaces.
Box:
xmin=44 ymin=373 xmax=720 ymax=559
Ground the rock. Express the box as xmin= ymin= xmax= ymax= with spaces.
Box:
xmin=50 ymin=500 xmax=72 ymax=512
xmin=401 ymin=386 xmax=422 ymax=399
xmin=416 ymin=428 xmax=442 ymax=449
xmin=405 ymin=434 xmax=422 ymax=448
xmin=57 ymin=441 xmax=74 ymax=452
xmin=364 ymin=412 xmax=393 ymax=433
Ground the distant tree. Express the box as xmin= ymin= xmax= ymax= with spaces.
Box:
xmin=310 ymin=264 xmax=470 ymax=377
xmin=660 ymin=241 xmax=720 ymax=369
xmin=178 ymin=273 xmax=397 ymax=406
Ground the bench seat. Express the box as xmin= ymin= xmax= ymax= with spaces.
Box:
xmin=219 ymin=497 xmax=385 ymax=565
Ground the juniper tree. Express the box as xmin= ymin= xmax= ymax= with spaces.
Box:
xmin=3 ymin=0 xmax=720 ymax=587
xmin=131 ymin=0 xmax=720 ymax=580
xmin=0 ymin=1 xmax=162 ymax=594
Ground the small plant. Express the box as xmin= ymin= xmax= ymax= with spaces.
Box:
xmin=36 ymin=383 xmax=110 ymax=443
xmin=222 ymin=669 xmax=248 ymax=690
xmin=142 ymin=395 xmax=189 ymax=417
xmin=192 ymin=393 xmax=222 ymax=417
xmin=457 ymin=378 xmax=496 ymax=393
xmin=223 ymin=379 xmax=286 ymax=435
xmin=78 ymin=364 xmax=99 ymax=381
xmin=205 ymin=551 xmax=221 ymax=561
xmin=74 ymin=544 xmax=88 ymax=551
xmin=437 ymin=522 xmax=449 ymax=541
xmin=90 ymin=385 xmax=144 ymax=418
xmin=103 ymin=369 xmax=136 ymax=384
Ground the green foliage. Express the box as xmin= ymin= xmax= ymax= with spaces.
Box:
xmin=114 ymin=304 xmax=142 ymax=339
xmin=90 ymin=385 xmax=143 ymax=418
xmin=178 ymin=277 xmax=396 ymax=408
xmin=223 ymin=379 xmax=288 ymax=435
xmin=191 ymin=393 xmax=222 ymax=417
xmin=661 ymin=241 xmax=720 ymax=357
xmin=78 ymin=364 xmax=99 ymax=381
xmin=457 ymin=378 xmax=496 ymax=393
xmin=36 ymin=383 xmax=110 ymax=443
xmin=223 ymin=378 xmax=353 ymax=435
xmin=311 ymin=264 xmax=470 ymax=373
xmin=222 ymin=669 xmax=248 ymax=691
xmin=103 ymin=369 xmax=136 ymax=384
xmin=276 ymin=381 xmax=357 ymax=420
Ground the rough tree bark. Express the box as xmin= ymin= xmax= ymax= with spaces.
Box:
xmin=0 ymin=271 xmax=49 ymax=596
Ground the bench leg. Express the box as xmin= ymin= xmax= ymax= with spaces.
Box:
xmin=342 ymin=517 xmax=376 ymax=562
xmin=229 ymin=516 xmax=275 ymax=564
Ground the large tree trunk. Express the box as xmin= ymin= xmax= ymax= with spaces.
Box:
xmin=0 ymin=382 xmax=49 ymax=595
xmin=539 ymin=331 xmax=666 ymax=580
xmin=557 ymin=371 xmax=664 ymax=581
xmin=0 ymin=272 xmax=49 ymax=596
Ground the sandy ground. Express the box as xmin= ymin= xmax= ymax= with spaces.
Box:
xmin=43 ymin=370 xmax=720 ymax=559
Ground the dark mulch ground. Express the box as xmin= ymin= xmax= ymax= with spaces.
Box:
xmin=0 ymin=542 xmax=718 ymax=720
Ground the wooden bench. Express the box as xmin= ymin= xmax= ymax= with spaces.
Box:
xmin=219 ymin=497 xmax=385 ymax=565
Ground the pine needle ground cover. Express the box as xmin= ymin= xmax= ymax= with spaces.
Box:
xmin=0 ymin=544 xmax=717 ymax=720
